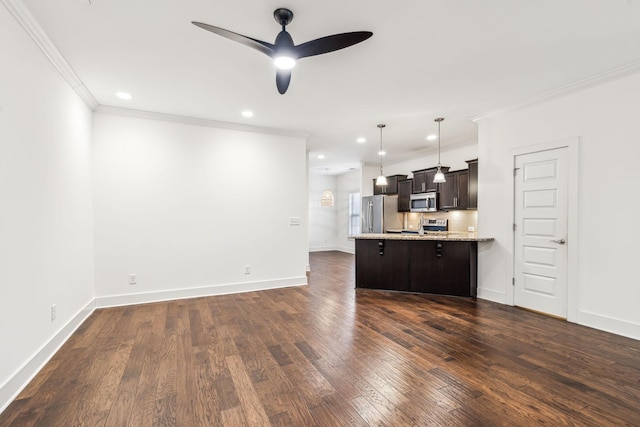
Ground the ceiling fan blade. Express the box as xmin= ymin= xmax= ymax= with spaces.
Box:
xmin=294 ymin=31 xmax=373 ymax=59
xmin=276 ymin=70 xmax=292 ymax=94
xmin=192 ymin=22 xmax=275 ymax=57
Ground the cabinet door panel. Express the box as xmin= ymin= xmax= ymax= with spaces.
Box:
xmin=468 ymin=160 xmax=478 ymax=209
xmin=408 ymin=241 xmax=473 ymax=296
xmin=355 ymin=239 xmax=409 ymax=291
xmin=457 ymin=172 xmax=469 ymax=209
xmin=407 ymin=241 xmax=439 ymax=293
xmin=435 ymin=242 xmax=472 ymax=296
xmin=412 ymin=171 xmax=427 ymax=193
xmin=398 ymin=180 xmax=412 ymax=212
xmin=439 ymin=176 xmax=456 ymax=209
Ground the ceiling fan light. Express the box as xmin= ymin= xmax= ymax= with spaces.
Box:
xmin=274 ymin=56 xmax=296 ymax=70
xmin=376 ymin=175 xmax=388 ymax=186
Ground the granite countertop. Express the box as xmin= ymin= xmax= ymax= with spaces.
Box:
xmin=355 ymin=232 xmax=494 ymax=242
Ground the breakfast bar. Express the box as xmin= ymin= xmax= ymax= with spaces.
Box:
xmin=355 ymin=233 xmax=493 ymax=297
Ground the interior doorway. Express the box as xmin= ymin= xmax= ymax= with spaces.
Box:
xmin=510 ymin=138 xmax=579 ymax=320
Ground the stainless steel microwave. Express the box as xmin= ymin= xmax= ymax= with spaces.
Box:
xmin=410 ymin=192 xmax=437 ymax=212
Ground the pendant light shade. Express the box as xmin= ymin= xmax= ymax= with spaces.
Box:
xmin=375 ymin=175 xmax=388 ymax=186
xmin=376 ymin=124 xmax=387 ymax=186
xmin=433 ymin=117 xmax=446 ymax=184
xmin=320 ymin=189 xmax=334 ymax=206
xmin=320 ymin=168 xmax=334 ymax=207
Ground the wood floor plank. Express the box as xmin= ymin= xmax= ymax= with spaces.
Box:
xmin=225 ymin=354 xmax=271 ymax=426
xmin=3 ymin=251 xmax=640 ymax=425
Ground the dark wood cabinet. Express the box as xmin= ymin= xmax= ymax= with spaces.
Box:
xmin=466 ymin=159 xmax=478 ymax=209
xmin=355 ymin=239 xmax=410 ymax=291
xmin=412 ymin=167 xmax=449 ymax=193
xmin=355 ymin=238 xmax=478 ymax=297
xmin=397 ymin=179 xmax=412 ymax=212
xmin=372 ymin=174 xmax=408 ymax=195
xmin=439 ymin=170 xmax=469 ymax=210
xmin=408 ymin=241 xmax=475 ymax=296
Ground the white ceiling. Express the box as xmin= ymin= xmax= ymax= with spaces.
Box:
xmin=16 ymin=0 xmax=640 ymax=174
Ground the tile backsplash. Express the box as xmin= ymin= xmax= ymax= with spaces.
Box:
xmin=405 ymin=210 xmax=478 ymax=233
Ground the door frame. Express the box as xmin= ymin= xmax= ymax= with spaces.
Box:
xmin=506 ymin=137 xmax=580 ymax=322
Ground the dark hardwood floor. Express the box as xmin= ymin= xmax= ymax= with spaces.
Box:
xmin=2 ymin=251 xmax=640 ymax=425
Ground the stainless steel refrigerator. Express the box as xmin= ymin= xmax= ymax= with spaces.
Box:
xmin=361 ymin=195 xmax=403 ymax=234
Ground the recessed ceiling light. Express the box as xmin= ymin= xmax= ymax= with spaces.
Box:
xmin=318 ymin=154 xmax=325 ymax=159
xmin=356 ymin=137 xmax=366 ymax=144
xmin=426 ymin=134 xmax=437 ymax=141
xmin=378 ymin=150 xmax=386 ymax=156
xmin=241 ymin=110 xmax=254 ymax=117
xmin=116 ymin=91 xmax=132 ymax=100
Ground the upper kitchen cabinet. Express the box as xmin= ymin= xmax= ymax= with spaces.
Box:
xmin=439 ymin=170 xmax=469 ymax=210
xmin=397 ymin=179 xmax=412 ymax=212
xmin=372 ymin=174 xmax=408 ymax=195
xmin=412 ymin=167 xmax=449 ymax=193
xmin=466 ymin=159 xmax=478 ymax=209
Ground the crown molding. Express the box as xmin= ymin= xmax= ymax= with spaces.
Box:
xmin=95 ymin=105 xmax=311 ymax=139
xmin=473 ymin=60 xmax=640 ymax=122
xmin=2 ymin=0 xmax=98 ymax=110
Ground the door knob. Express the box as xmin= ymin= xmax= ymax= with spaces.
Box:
xmin=550 ymin=238 xmax=566 ymax=245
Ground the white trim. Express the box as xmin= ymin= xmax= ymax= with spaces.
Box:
xmin=1 ymin=0 xmax=98 ymax=110
xmin=577 ymin=310 xmax=640 ymax=341
xmin=476 ymin=288 xmax=507 ymax=304
xmin=309 ymin=246 xmax=341 ymax=253
xmin=473 ymin=60 xmax=640 ymax=122
xmin=95 ymin=106 xmax=311 ymax=139
xmin=507 ymin=137 xmax=580 ymax=322
xmin=0 ymin=299 xmax=96 ymax=414
xmin=336 ymin=245 xmax=355 ymax=255
xmin=309 ymin=246 xmax=354 ymax=254
xmin=94 ymin=276 xmax=307 ymax=308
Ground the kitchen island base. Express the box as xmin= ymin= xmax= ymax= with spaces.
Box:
xmin=355 ymin=237 xmax=479 ymax=297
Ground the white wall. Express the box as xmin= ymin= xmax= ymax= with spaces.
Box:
xmin=308 ymin=171 xmax=338 ymax=252
xmin=92 ymin=113 xmax=309 ymax=306
xmin=0 ymin=5 xmax=95 ymax=409
xmin=477 ymin=72 xmax=640 ymax=339
xmin=336 ymin=169 xmax=361 ymax=253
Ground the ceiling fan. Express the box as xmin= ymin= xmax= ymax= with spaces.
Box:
xmin=192 ymin=8 xmax=373 ymax=94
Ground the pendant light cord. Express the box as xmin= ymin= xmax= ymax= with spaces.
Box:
xmin=437 ymin=119 xmax=441 ymax=166
xmin=380 ymin=125 xmax=383 ymax=174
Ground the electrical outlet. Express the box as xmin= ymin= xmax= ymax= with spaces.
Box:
xmin=51 ymin=304 xmax=56 ymax=322
xmin=244 ymin=265 xmax=251 ymax=275
xmin=468 ymin=226 xmax=476 ymax=232
xmin=129 ymin=274 xmax=137 ymax=285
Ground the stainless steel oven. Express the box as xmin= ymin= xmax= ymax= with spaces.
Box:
xmin=410 ymin=192 xmax=437 ymax=212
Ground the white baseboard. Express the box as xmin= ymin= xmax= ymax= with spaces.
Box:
xmin=0 ymin=299 xmax=96 ymax=414
xmin=309 ymin=246 xmax=340 ymax=252
xmin=309 ymin=246 xmax=355 ymax=254
xmin=477 ymin=287 xmax=508 ymax=304
xmin=336 ymin=246 xmax=355 ymax=254
xmin=95 ymin=276 xmax=308 ymax=308
xmin=577 ymin=310 xmax=640 ymax=341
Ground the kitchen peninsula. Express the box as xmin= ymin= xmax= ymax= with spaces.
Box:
xmin=355 ymin=233 xmax=493 ymax=297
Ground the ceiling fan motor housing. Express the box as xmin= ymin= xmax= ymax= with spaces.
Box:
xmin=274 ymin=8 xmax=294 ymax=27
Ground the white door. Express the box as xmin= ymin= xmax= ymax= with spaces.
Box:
xmin=514 ymin=147 xmax=569 ymax=318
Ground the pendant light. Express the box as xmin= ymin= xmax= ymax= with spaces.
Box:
xmin=375 ymin=124 xmax=388 ymax=186
xmin=433 ymin=117 xmax=446 ymax=183
xmin=320 ymin=168 xmax=335 ymax=207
